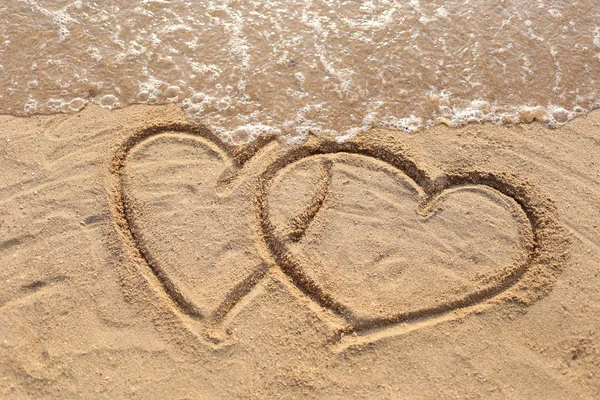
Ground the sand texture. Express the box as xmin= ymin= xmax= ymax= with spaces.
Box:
xmin=1 ymin=105 xmax=599 ymax=399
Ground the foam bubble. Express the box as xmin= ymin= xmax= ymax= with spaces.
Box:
xmin=46 ymin=98 xmax=66 ymax=112
xmin=24 ymin=99 xmax=38 ymax=113
xmin=164 ymin=85 xmax=181 ymax=100
xmin=547 ymin=105 xmax=573 ymax=126
xmin=216 ymin=97 xmax=231 ymax=111
xmin=100 ymin=94 xmax=118 ymax=108
xmin=137 ymin=90 xmax=150 ymax=102
xmin=69 ymin=98 xmax=86 ymax=111
xmin=190 ymin=93 xmax=205 ymax=104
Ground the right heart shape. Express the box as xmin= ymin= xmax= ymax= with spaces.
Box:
xmin=264 ymin=153 xmax=533 ymax=330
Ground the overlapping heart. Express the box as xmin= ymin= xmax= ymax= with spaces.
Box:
xmin=111 ymin=124 xmax=566 ymax=345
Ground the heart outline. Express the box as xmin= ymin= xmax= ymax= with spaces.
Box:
xmin=110 ymin=123 xmax=568 ymax=348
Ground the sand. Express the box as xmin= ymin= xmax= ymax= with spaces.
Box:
xmin=1 ymin=104 xmax=599 ymax=399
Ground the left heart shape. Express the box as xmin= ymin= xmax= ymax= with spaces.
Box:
xmin=113 ymin=126 xmax=271 ymax=340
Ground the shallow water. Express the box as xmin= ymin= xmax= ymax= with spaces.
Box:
xmin=1 ymin=0 xmax=599 ymax=142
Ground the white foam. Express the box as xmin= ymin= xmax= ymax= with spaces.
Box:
xmin=231 ymin=124 xmax=282 ymax=143
xmin=379 ymin=115 xmax=423 ymax=134
xmin=1 ymin=0 xmax=599 ymax=142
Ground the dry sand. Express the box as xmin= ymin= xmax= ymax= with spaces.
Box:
xmin=1 ymin=104 xmax=599 ymax=399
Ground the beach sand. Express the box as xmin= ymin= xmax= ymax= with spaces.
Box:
xmin=1 ymin=104 xmax=599 ymax=399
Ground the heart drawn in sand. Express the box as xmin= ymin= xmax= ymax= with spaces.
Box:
xmin=263 ymin=154 xmax=533 ymax=330
xmin=111 ymin=124 xmax=565 ymax=346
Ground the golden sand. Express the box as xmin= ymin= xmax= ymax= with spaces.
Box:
xmin=1 ymin=104 xmax=599 ymax=398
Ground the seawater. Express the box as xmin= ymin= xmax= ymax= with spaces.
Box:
xmin=1 ymin=0 xmax=600 ymax=143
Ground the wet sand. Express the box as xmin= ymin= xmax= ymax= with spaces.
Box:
xmin=1 ymin=104 xmax=599 ymax=398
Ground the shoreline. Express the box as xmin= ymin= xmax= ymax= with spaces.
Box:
xmin=3 ymin=99 xmax=600 ymax=143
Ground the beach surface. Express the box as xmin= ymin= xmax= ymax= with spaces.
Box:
xmin=1 ymin=104 xmax=599 ymax=399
